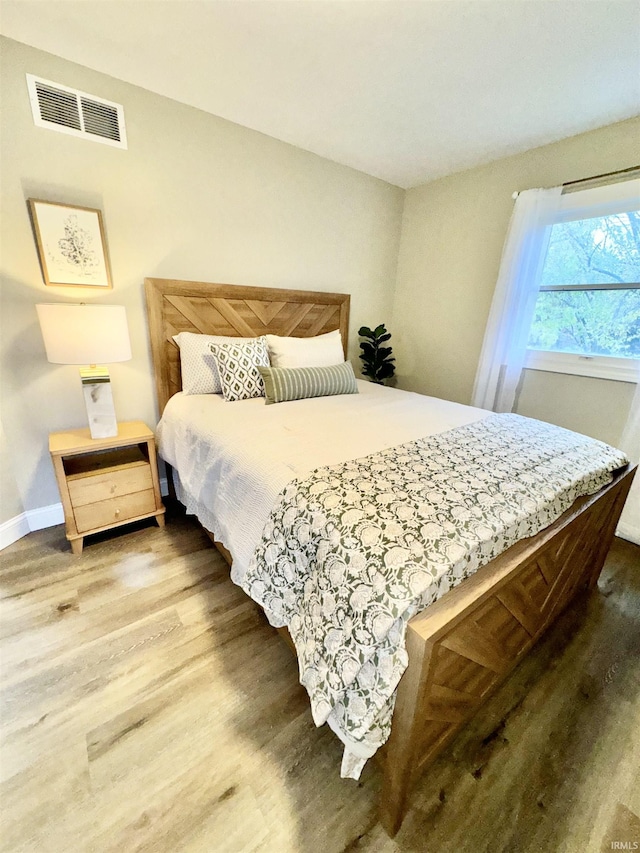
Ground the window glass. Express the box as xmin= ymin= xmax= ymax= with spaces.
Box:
xmin=528 ymin=289 xmax=640 ymax=357
xmin=540 ymin=212 xmax=640 ymax=287
xmin=528 ymin=209 xmax=640 ymax=358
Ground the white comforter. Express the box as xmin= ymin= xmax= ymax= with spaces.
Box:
xmin=156 ymin=380 xmax=487 ymax=581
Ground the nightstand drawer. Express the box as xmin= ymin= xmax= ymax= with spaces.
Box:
xmin=74 ymin=489 xmax=157 ymax=533
xmin=68 ymin=463 xmax=153 ymax=507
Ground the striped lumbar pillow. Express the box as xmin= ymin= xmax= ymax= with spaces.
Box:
xmin=258 ymin=361 xmax=358 ymax=405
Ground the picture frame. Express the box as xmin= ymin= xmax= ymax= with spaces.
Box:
xmin=28 ymin=199 xmax=112 ymax=289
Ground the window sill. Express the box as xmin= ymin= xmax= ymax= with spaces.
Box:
xmin=525 ymin=350 xmax=639 ymax=383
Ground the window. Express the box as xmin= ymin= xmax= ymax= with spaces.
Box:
xmin=525 ymin=180 xmax=640 ymax=381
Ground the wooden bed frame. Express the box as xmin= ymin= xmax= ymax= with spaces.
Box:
xmin=145 ymin=277 xmax=635 ymax=836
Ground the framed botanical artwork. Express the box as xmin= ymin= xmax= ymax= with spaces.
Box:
xmin=28 ymin=199 xmax=112 ymax=288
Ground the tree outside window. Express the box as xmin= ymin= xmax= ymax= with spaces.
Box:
xmin=528 ymin=210 xmax=640 ymax=358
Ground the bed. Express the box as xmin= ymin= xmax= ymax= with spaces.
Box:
xmin=145 ymin=276 xmax=635 ymax=835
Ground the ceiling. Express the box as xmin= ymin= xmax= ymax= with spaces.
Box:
xmin=1 ymin=1 xmax=639 ymax=188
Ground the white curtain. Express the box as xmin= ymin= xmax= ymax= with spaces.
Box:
xmin=472 ymin=177 xmax=639 ymax=542
xmin=472 ymin=186 xmax=563 ymax=412
xmin=618 ymin=378 xmax=640 ymax=545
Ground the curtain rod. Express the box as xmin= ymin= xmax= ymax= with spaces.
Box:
xmin=563 ymin=164 xmax=640 ymax=188
xmin=511 ymin=164 xmax=640 ymax=200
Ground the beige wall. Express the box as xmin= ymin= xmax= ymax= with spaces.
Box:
xmin=0 ymin=37 xmax=404 ymax=513
xmin=516 ymin=371 xmax=635 ymax=448
xmin=392 ymin=116 xmax=640 ymax=443
xmin=0 ymin=418 xmax=24 ymax=524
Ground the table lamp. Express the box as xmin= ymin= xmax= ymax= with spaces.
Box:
xmin=36 ymin=303 xmax=132 ymax=439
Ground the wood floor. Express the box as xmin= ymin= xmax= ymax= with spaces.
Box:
xmin=1 ymin=504 xmax=639 ymax=853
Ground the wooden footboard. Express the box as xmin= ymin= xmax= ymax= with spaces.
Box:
xmin=204 ymin=465 xmax=634 ymax=836
xmin=379 ymin=464 xmax=635 ymax=836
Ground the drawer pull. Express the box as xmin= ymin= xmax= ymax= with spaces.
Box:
xmin=115 ymin=508 xmax=121 ymax=518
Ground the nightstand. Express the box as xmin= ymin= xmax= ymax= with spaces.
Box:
xmin=49 ymin=421 xmax=166 ymax=555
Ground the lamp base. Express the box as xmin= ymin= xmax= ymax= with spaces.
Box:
xmin=80 ymin=367 xmax=118 ymax=439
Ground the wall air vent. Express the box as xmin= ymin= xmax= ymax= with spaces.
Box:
xmin=26 ymin=74 xmax=127 ymax=149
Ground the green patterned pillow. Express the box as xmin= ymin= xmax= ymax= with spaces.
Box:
xmin=208 ymin=337 xmax=270 ymax=402
xmin=258 ymin=361 xmax=358 ymax=405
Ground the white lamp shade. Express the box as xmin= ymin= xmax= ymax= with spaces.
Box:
xmin=36 ymin=303 xmax=132 ymax=364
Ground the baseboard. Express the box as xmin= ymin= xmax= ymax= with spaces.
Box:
xmin=0 ymin=502 xmax=66 ymax=550
xmin=1 ymin=479 xmax=169 ymax=551
xmin=617 ymin=521 xmax=640 ymax=546
xmin=0 ymin=513 xmax=31 ymax=550
xmin=27 ymin=503 xmax=65 ymax=531
xmin=0 ymin=503 xmax=64 ymax=551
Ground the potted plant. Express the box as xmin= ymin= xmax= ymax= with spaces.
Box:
xmin=358 ymin=324 xmax=396 ymax=384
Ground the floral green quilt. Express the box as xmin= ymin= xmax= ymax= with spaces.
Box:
xmin=240 ymin=413 xmax=627 ymax=778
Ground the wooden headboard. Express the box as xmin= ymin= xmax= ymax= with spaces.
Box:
xmin=145 ymin=278 xmax=351 ymax=414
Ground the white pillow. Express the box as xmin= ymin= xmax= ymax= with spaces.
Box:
xmin=172 ymin=332 xmax=253 ymax=394
xmin=265 ymin=329 xmax=344 ymax=368
xmin=208 ymin=337 xmax=270 ymax=402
